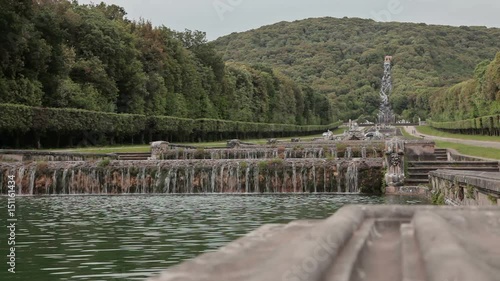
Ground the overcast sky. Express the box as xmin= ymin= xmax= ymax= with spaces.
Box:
xmin=78 ymin=0 xmax=500 ymax=40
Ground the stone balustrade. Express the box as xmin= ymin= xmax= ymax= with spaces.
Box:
xmin=429 ymin=170 xmax=500 ymax=206
xmin=147 ymin=205 xmax=500 ymax=281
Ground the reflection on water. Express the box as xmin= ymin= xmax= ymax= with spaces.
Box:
xmin=0 ymin=195 xmax=427 ymax=280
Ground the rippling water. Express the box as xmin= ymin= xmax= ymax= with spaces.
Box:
xmin=0 ymin=195 xmax=427 ymax=280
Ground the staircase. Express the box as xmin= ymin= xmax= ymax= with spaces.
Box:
xmin=116 ymin=153 xmax=151 ymax=160
xmin=405 ymin=160 xmax=499 ymax=185
xmin=434 ymin=148 xmax=448 ymax=161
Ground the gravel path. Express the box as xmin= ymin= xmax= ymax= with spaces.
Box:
xmin=403 ymin=126 xmax=500 ymax=150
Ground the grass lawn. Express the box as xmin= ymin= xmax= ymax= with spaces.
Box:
xmin=433 ymin=140 xmax=500 ymax=160
xmin=399 ymin=127 xmax=500 ymax=160
xmin=50 ymin=129 xmax=344 ymax=154
xmin=417 ymin=126 xmax=500 ymax=142
xmin=51 ymin=146 xmax=152 ymax=154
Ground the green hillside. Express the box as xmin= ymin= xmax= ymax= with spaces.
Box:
xmin=213 ymin=17 xmax=500 ymax=121
xmin=0 ymin=0 xmax=332 ymax=127
xmin=430 ymin=53 xmax=500 ymax=121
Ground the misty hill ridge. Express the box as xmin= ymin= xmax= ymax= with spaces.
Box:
xmin=213 ymin=17 xmax=500 ymax=121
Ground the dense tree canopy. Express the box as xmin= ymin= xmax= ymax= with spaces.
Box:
xmin=213 ymin=17 xmax=500 ymax=122
xmin=430 ymin=52 xmax=500 ymax=121
xmin=2 ymin=2 xmax=499 ymax=127
xmin=0 ymin=0 xmax=332 ymax=125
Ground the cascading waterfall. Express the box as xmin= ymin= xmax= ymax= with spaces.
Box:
xmin=0 ymin=158 xmax=383 ymax=195
xmin=62 ymin=168 xmax=69 ymax=194
xmin=292 ymin=162 xmax=297 ymax=192
xmin=345 ymin=147 xmax=353 ymax=159
xmin=157 ymin=145 xmax=383 ymax=160
xmin=220 ymin=164 xmax=225 ymax=193
xmin=336 ymin=163 xmax=342 ymax=193
xmin=345 ymin=162 xmax=359 ymax=193
xmin=17 ymin=166 xmax=25 ymax=194
xmin=245 ymin=165 xmax=250 ymax=193
xmin=28 ymin=168 xmax=36 ymax=195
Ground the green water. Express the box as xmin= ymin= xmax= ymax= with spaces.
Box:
xmin=0 ymin=195 xmax=428 ymax=280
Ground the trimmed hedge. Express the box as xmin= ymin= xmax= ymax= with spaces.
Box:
xmin=0 ymin=104 xmax=341 ymax=148
xmin=428 ymin=114 xmax=500 ymax=136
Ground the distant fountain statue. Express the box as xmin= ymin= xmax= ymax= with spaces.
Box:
xmin=149 ymin=141 xmax=169 ymax=160
xmin=342 ymin=119 xmax=365 ymax=140
xmin=384 ymin=138 xmax=405 ymax=186
xmin=226 ymin=139 xmax=241 ymax=148
xmin=378 ymin=56 xmax=395 ymax=125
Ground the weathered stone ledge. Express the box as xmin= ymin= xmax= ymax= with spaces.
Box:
xmin=147 ymin=205 xmax=500 ymax=281
xmin=0 ymin=149 xmax=117 ymax=162
xmin=430 ymin=170 xmax=500 ymax=194
xmin=429 ymin=170 xmax=500 ymax=206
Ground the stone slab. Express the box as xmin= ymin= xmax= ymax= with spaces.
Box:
xmin=147 ymin=205 xmax=500 ymax=281
xmin=430 ymin=170 xmax=500 ymax=193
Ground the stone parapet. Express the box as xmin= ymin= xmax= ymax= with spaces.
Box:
xmin=0 ymin=149 xmax=116 ymax=162
xmin=429 ymin=170 xmax=500 ymax=206
xmin=147 ymin=205 xmax=500 ymax=281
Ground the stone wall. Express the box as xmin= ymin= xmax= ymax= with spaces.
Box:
xmin=429 ymin=170 xmax=500 ymax=206
xmin=404 ymin=140 xmax=435 ymax=161
xmin=0 ymin=150 xmax=117 ymax=162
xmin=448 ymin=148 xmax=500 ymax=163
xmin=147 ymin=205 xmax=500 ymax=281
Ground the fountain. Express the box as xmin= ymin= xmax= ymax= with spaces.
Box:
xmin=378 ymin=56 xmax=396 ymax=125
xmin=0 ymin=158 xmax=384 ymax=195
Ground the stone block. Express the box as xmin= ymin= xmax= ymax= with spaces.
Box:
xmin=147 ymin=205 xmax=500 ymax=281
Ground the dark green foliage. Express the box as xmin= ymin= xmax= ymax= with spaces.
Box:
xmin=98 ymin=158 xmax=111 ymax=168
xmin=213 ymin=17 xmax=500 ymax=121
xmin=431 ymin=190 xmax=446 ymax=205
xmin=0 ymin=104 xmax=341 ymax=148
xmin=428 ymin=56 xmax=500 ymax=136
xmin=430 ymin=53 xmax=500 ymax=123
xmin=0 ymin=0 xmax=332 ymax=148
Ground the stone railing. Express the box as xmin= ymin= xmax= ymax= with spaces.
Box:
xmin=429 ymin=170 xmax=500 ymax=206
xmin=147 ymin=205 xmax=500 ymax=281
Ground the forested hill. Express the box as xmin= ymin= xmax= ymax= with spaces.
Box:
xmin=0 ymin=1 xmax=332 ymax=126
xmin=213 ymin=17 xmax=500 ymax=121
xmin=430 ymin=52 xmax=500 ymax=122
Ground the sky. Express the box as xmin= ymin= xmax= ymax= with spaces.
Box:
xmin=78 ymin=0 xmax=500 ymax=40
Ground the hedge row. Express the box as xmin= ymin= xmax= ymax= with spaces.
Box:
xmin=0 ymin=104 xmax=341 ymax=147
xmin=428 ymin=114 xmax=500 ymax=136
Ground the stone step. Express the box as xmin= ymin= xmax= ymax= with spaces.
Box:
xmin=406 ymin=173 xmax=429 ymax=180
xmin=408 ymin=166 xmax=499 ymax=170
xmin=405 ymin=179 xmax=429 ymax=184
xmin=116 ymin=153 xmax=151 ymax=156
xmin=408 ymin=167 xmax=499 ymax=174
xmin=119 ymin=157 xmax=149 ymax=160
xmin=408 ymin=161 xmax=499 ymax=167
xmin=117 ymin=153 xmax=151 ymax=160
xmin=434 ymin=154 xmax=447 ymax=157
